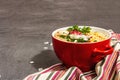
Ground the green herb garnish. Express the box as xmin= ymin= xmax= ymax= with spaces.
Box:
xmin=59 ymin=35 xmax=66 ymax=38
xmin=77 ymin=38 xmax=88 ymax=42
xmin=67 ymin=25 xmax=81 ymax=32
xmin=67 ymin=25 xmax=91 ymax=34
xmin=94 ymin=40 xmax=97 ymax=42
xmin=80 ymin=26 xmax=91 ymax=34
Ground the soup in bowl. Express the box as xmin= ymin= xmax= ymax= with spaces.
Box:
xmin=52 ymin=25 xmax=113 ymax=72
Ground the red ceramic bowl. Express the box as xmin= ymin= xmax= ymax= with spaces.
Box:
xmin=52 ymin=26 xmax=113 ymax=72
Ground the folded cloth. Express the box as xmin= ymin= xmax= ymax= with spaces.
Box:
xmin=24 ymin=32 xmax=120 ymax=80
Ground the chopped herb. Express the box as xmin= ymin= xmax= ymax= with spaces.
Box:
xmin=94 ymin=40 xmax=97 ymax=42
xmin=67 ymin=28 xmax=74 ymax=32
xmin=66 ymin=35 xmax=71 ymax=41
xmin=67 ymin=25 xmax=81 ymax=32
xmin=73 ymin=25 xmax=80 ymax=31
xmin=80 ymin=26 xmax=91 ymax=34
xmin=71 ymin=39 xmax=76 ymax=42
xmin=59 ymin=35 xmax=66 ymax=38
xmin=77 ymin=38 xmax=88 ymax=42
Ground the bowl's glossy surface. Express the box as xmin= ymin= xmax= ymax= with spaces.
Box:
xmin=52 ymin=26 xmax=113 ymax=72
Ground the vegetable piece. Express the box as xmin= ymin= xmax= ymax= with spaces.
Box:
xmin=80 ymin=26 xmax=91 ymax=34
xmin=59 ymin=35 xmax=66 ymax=38
xmin=69 ymin=30 xmax=81 ymax=35
xmin=67 ymin=25 xmax=81 ymax=32
xmin=77 ymin=38 xmax=88 ymax=42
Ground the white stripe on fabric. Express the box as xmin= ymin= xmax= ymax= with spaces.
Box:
xmin=95 ymin=56 xmax=109 ymax=80
xmin=48 ymin=71 xmax=58 ymax=80
xmin=110 ymin=68 xmax=116 ymax=80
xmin=59 ymin=67 xmax=74 ymax=80
xmin=68 ymin=67 xmax=77 ymax=80
xmin=39 ymin=63 xmax=62 ymax=74
xmin=36 ymin=72 xmax=52 ymax=80
xmin=83 ymin=70 xmax=94 ymax=75
xmin=24 ymin=72 xmax=41 ymax=80
xmin=79 ymin=74 xmax=87 ymax=80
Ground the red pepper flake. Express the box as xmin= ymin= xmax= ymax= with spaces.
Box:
xmin=70 ymin=30 xmax=81 ymax=35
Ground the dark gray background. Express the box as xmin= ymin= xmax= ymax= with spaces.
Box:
xmin=0 ymin=0 xmax=120 ymax=80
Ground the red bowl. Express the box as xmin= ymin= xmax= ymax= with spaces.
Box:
xmin=52 ymin=26 xmax=113 ymax=72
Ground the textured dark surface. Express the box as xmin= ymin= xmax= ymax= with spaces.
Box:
xmin=0 ymin=0 xmax=120 ymax=79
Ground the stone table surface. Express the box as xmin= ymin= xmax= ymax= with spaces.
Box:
xmin=0 ymin=0 xmax=120 ymax=80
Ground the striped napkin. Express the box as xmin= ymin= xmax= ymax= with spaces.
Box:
xmin=24 ymin=32 xmax=120 ymax=80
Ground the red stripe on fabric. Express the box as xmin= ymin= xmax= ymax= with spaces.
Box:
xmin=40 ymin=63 xmax=62 ymax=74
xmin=108 ymin=61 xmax=117 ymax=80
xmin=51 ymin=71 xmax=60 ymax=80
xmin=57 ymin=71 xmax=66 ymax=79
xmin=70 ymin=74 xmax=77 ymax=80
xmin=99 ymin=55 xmax=112 ymax=79
xmin=104 ymin=52 xmax=117 ymax=79
xmin=85 ymin=73 xmax=96 ymax=80
xmin=117 ymin=34 xmax=120 ymax=40
xmin=100 ymin=51 xmax=118 ymax=80
xmin=99 ymin=55 xmax=114 ymax=79
xmin=44 ymin=64 xmax=65 ymax=79
xmin=26 ymin=75 xmax=36 ymax=80
xmin=68 ymin=69 xmax=77 ymax=80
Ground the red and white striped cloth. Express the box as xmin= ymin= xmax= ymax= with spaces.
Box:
xmin=24 ymin=32 xmax=120 ymax=80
